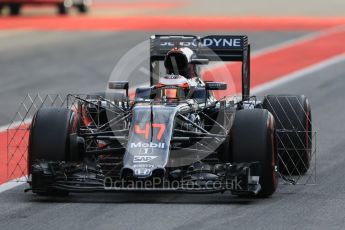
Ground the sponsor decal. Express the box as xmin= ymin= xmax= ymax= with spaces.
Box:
xmin=139 ymin=147 xmax=153 ymax=155
xmin=130 ymin=142 xmax=165 ymax=149
xmin=160 ymin=41 xmax=198 ymax=47
xmin=202 ymin=38 xmax=241 ymax=47
xmin=133 ymin=164 xmax=154 ymax=168
xmin=160 ymin=38 xmax=242 ymax=48
xmin=133 ymin=156 xmax=158 ymax=163
xmin=134 ymin=168 xmax=151 ymax=176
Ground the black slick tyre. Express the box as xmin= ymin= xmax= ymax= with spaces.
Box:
xmin=262 ymin=95 xmax=312 ymax=175
xmin=28 ymin=107 xmax=79 ymax=196
xmin=9 ymin=3 xmax=21 ymax=15
xmin=231 ymin=109 xmax=278 ymax=197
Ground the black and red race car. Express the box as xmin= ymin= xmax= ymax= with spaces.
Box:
xmin=27 ymin=35 xmax=313 ymax=198
xmin=0 ymin=0 xmax=91 ymax=15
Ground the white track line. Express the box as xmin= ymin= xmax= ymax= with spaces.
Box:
xmin=252 ymin=53 xmax=345 ymax=95
xmin=0 ymin=118 xmax=31 ymax=132
xmin=0 ymin=31 xmax=33 ymax=39
xmin=206 ymin=25 xmax=345 ymax=70
xmin=0 ymin=119 xmax=31 ymax=193
xmin=0 ymin=177 xmax=27 ymax=193
xmin=251 ymin=25 xmax=345 ymax=58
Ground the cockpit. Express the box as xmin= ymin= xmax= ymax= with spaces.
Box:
xmin=156 ymin=74 xmax=190 ymax=100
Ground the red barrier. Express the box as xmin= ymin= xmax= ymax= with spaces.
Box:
xmin=0 ymin=16 xmax=345 ymax=31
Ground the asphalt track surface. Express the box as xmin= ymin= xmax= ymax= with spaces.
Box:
xmin=0 ymin=29 xmax=345 ymax=230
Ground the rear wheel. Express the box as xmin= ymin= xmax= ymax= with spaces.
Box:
xmin=263 ymin=95 xmax=312 ymax=175
xmin=57 ymin=3 xmax=68 ymax=15
xmin=231 ymin=109 xmax=278 ymax=197
xmin=29 ymin=108 xmax=80 ymax=196
xmin=76 ymin=4 xmax=88 ymax=13
xmin=9 ymin=3 xmax=21 ymax=15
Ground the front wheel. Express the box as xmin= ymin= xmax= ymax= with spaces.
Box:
xmin=0 ymin=4 xmax=4 ymax=15
xmin=231 ymin=109 xmax=278 ymax=197
xmin=76 ymin=4 xmax=88 ymax=13
xmin=9 ymin=3 xmax=21 ymax=15
xmin=57 ymin=3 xmax=68 ymax=15
xmin=28 ymin=108 xmax=80 ymax=196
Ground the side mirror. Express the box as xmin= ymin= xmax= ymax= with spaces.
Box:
xmin=190 ymin=58 xmax=209 ymax=65
xmin=108 ymin=81 xmax=129 ymax=90
xmin=108 ymin=81 xmax=129 ymax=98
xmin=135 ymin=87 xmax=152 ymax=100
xmin=205 ymin=82 xmax=227 ymax=90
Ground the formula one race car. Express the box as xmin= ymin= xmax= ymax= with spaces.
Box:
xmin=0 ymin=0 xmax=91 ymax=15
xmin=27 ymin=35 xmax=313 ymax=198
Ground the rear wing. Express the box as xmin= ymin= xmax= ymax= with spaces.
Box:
xmin=150 ymin=35 xmax=251 ymax=98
